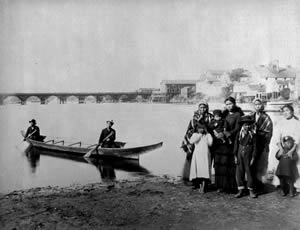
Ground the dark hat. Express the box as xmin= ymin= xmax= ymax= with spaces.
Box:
xmin=29 ymin=119 xmax=36 ymax=124
xmin=283 ymin=136 xmax=294 ymax=142
xmin=239 ymin=116 xmax=254 ymax=124
xmin=106 ymin=120 xmax=114 ymax=125
xmin=213 ymin=109 xmax=222 ymax=117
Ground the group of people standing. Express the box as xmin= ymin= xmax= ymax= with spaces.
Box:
xmin=181 ymin=97 xmax=300 ymax=198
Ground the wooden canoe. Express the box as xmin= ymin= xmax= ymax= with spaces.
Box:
xmin=25 ymin=138 xmax=163 ymax=159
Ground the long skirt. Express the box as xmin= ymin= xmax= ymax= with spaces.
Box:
xmin=182 ymin=153 xmax=192 ymax=181
xmin=213 ymin=143 xmax=237 ymax=192
xmin=276 ymin=157 xmax=299 ymax=183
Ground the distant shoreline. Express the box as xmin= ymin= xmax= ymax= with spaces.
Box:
xmin=1 ymin=100 xmax=299 ymax=112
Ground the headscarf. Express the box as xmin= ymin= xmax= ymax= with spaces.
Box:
xmin=253 ymin=98 xmax=265 ymax=111
xmin=197 ymin=101 xmax=209 ymax=112
xmin=193 ymin=101 xmax=213 ymax=126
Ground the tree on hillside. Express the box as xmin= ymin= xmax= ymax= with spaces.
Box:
xmin=221 ymin=85 xmax=233 ymax=98
xmin=229 ymin=68 xmax=249 ymax=82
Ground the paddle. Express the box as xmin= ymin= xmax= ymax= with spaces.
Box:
xmin=16 ymin=130 xmax=26 ymax=147
xmin=20 ymin=129 xmax=37 ymax=140
xmin=17 ymin=130 xmax=35 ymax=152
xmin=84 ymin=131 xmax=114 ymax=158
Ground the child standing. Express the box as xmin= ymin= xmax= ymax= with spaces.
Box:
xmin=234 ymin=116 xmax=257 ymax=198
xmin=276 ymin=136 xmax=299 ymax=197
xmin=189 ymin=123 xmax=213 ymax=193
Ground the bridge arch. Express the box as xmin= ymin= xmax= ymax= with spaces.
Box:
xmin=26 ymin=96 xmax=41 ymax=104
xmin=66 ymin=95 xmax=79 ymax=104
xmin=46 ymin=96 xmax=60 ymax=104
xmin=84 ymin=95 xmax=96 ymax=103
xmin=102 ymin=95 xmax=113 ymax=102
xmin=3 ymin=96 xmax=22 ymax=105
xmin=119 ymin=95 xmax=129 ymax=102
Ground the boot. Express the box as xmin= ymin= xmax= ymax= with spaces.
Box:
xmin=280 ymin=189 xmax=287 ymax=196
xmin=217 ymin=188 xmax=224 ymax=193
xmin=249 ymin=190 xmax=257 ymax=198
xmin=235 ymin=189 xmax=243 ymax=198
xmin=289 ymin=183 xmax=295 ymax=197
xmin=280 ymin=179 xmax=288 ymax=196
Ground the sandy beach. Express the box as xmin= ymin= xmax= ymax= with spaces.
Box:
xmin=1 ymin=175 xmax=300 ymax=230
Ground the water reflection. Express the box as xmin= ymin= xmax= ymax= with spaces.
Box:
xmin=25 ymin=149 xmax=40 ymax=173
xmin=25 ymin=147 xmax=149 ymax=182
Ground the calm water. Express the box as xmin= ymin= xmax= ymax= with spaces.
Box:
xmin=0 ymin=102 xmax=289 ymax=194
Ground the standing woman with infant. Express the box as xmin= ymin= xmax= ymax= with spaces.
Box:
xmin=213 ymin=97 xmax=244 ymax=193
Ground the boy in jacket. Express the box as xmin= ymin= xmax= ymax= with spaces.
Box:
xmin=234 ymin=115 xmax=257 ymax=198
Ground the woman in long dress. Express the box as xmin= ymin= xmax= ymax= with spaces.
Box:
xmin=213 ymin=97 xmax=243 ymax=193
xmin=268 ymin=104 xmax=300 ymax=191
xmin=189 ymin=124 xmax=213 ymax=193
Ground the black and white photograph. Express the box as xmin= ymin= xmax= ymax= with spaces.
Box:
xmin=0 ymin=0 xmax=299 ymax=229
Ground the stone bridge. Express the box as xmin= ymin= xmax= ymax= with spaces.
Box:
xmin=0 ymin=92 xmax=152 ymax=105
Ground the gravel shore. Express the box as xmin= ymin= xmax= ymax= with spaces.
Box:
xmin=1 ymin=176 xmax=300 ymax=230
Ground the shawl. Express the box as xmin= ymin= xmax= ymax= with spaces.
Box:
xmin=181 ymin=111 xmax=213 ymax=156
xmin=250 ymin=111 xmax=273 ymax=143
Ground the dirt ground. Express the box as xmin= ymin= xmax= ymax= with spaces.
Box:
xmin=1 ymin=175 xmax=300 ymax=230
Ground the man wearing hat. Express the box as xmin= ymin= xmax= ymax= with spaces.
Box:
xmin=24 ymin=119 xmax=41 ymax=141
xmin=97 ymin=120 xmax=116 ymax=148
xmin=250 ymin=98 xmax=273 ymax=191
xmin=233 ymin=115 xmax=257 ymax=198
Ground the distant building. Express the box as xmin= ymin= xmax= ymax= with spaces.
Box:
xmin=181 ymin=86 xmax=196 ymax=98
xmin=151 ymin=91 xmax=168 ymax=103
xmin=253 ymin=60 xmax=297 ymax=100
xmin=233 ymin=83 xmax=266 ymax=102
xmin=137 ymin=88 xmax=159 ymax=94
xmin=159 ymin=80 xmax=198 ymax=96
xmin=151 ymin=80 xmax=198 ymax=102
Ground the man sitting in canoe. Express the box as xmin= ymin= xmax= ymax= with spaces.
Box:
xmin=97 ymin=120 xmax=116 ymax=149
xmin=24 ymin=119 xmax=41 ymax=141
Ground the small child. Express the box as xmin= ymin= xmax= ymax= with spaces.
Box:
xmin=234 ymin=115 xmax=257 ymax=198
xmin=189 ymin=123 xmax=213 ymax=193
xmin=276 ymin=136 xmax=299 ymax=197
xmin=210 ymin=109 xmax=231 ymax=144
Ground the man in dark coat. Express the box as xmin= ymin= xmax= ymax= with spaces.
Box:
xmin=98 ymin=120 xmax=116 ymax=148
xmin=24 ymin=119 xmax=41 ymax=141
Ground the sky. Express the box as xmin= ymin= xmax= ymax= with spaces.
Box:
xmin=0 ymin=0 xmax=299 ymax=93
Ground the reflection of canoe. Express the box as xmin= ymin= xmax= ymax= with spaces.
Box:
xmin=27 ymin=147 xmax=149 ymax=174
xmin=25 ymin=138 xmax=163 ymax=159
